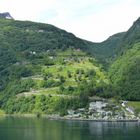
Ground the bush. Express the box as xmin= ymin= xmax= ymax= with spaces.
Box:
xmin=43 ymin=79 xmax=61 ymax=88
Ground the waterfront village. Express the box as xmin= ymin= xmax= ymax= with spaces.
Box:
xmin=65 ymin=100 xmax=139 ymax=121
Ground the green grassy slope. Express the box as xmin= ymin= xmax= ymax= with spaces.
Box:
xmin=0 ymin=18 xmax=108 ymax=114
xmin=1 ymin=48 xmax=108 ymax=114
xmin=109 ymin=43 xmax=140 ymax=100
xmin=108 ymin=17 xmax=140 ymax=100
xmin=89 ymin=32 xmax=125 ymax=64
xmin=0 ymin=16 xmax=140 ymax=115
xmin=0 ymin=18 xmax=94 ymax=91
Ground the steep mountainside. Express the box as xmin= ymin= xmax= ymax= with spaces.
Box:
xmin=0 ymin=13 xmax=140 ymax=115
xmin=116 ymin=17 xmax=140 ymax=55
xmin=109 ymin=43 xmax=140 ymax=100
xmin=90 ymin=17 xmax=140 ymax=64
xmin=90 ymin=32 xmax=125 ymax=64
xmin=0 ymin=17 xmax=107 ymax=115
xmin=0 ymin=18 xmax=94 ymax=91
xmin=109 ymin=17 xmax=140 ymax=100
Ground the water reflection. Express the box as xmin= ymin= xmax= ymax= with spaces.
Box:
xmin=0 ymin=117 xmax=140 ymax=140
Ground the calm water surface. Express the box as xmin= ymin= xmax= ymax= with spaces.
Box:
xmin=0 ymin=117 xmax=140 ymax=140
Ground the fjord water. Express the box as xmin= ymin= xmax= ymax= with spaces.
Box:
xmin=0 ymin=117 xmax=140 ymax=140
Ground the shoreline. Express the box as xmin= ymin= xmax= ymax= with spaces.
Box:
xmin=1 ymin=114 xmax=140 ymax=122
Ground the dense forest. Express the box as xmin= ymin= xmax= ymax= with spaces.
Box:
xmin=0 ymin=16 xmax=140 ymax=115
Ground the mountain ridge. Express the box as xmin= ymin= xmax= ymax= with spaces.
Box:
xmin=0 ymin=15 xmax=140 ymax=115
xmin=0 ymin=12 xmax=13 ymax=19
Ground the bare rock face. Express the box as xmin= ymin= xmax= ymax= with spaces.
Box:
xmin=0 ymin=12 xmax=14 ymax=19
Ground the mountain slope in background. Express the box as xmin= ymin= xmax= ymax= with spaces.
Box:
xmin=0 ymin=13 xmax=140 ymax=115
xmin=117 ymin=17 xmax=140 ymax=54
xmin=0 ymin=18 xmax=94 ymax=91
xmin=109 ymin=17 xmax=140 ymax=100
xmin=89 ymin=32 xmax=125 ymax=65
xmin=0 ymin=12 xmax=13 ymax=19
xmin=0 ymin=15 xmax=108 ymax=115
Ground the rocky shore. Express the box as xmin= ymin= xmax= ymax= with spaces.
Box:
xmin=63 ymin=100 xmax=140 ymax=121
xmin=2 ymin=114 xmax=140 ymax=122
xmin=1 ymin=100 xmax=140 ymax=122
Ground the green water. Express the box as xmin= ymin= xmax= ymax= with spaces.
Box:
xmin=0 ymin=117 xmax=140 ymax=140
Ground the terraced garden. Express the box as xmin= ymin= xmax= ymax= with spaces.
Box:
xmin=18 ymin=49 xmax=108 ymax=97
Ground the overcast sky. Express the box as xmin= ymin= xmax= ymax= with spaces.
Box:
xmin=0 ymin=0 xmax=140 ymax=42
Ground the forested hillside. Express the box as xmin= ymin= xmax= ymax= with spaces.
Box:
xmin=0 ymin=18 xmax=107 ymax=114
xmin=109 ymin=43 xmax=140 ymax=100
xmin=0 ymin=15 xmax=140 ymax=115
xmin=89 ymin=32 xmax=125 ymax=64
xmin=108 ymin=17 xmax=140 ymax=100
xmin=0 ymin=18 xmax=93 ymax=91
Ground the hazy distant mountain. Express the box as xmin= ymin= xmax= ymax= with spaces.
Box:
xmin=0 ymin=12 xmax=14 ymax=19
